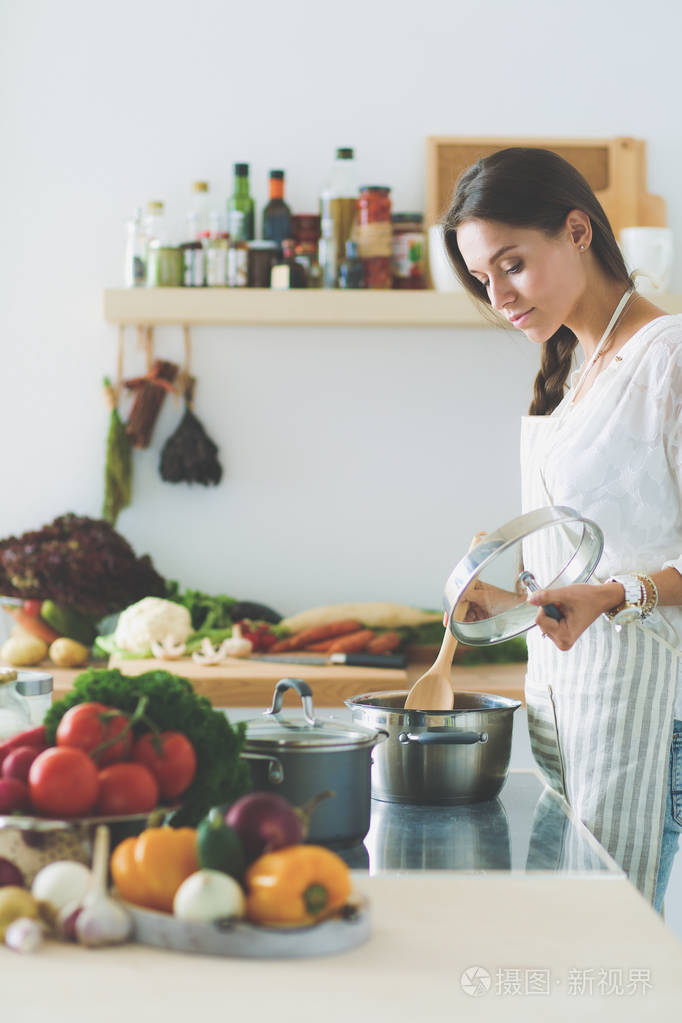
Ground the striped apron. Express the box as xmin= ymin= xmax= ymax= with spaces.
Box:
xmin=520 ymin=413 xmax=678 ymax=902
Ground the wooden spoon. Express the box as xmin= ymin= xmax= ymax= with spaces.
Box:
xmin=404 ymin=532 xmax=486 ymax=712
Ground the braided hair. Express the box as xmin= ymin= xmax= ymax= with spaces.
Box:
xmin=442 ymin=148 xmax=631 ymax=415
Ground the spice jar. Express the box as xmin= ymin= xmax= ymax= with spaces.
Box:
xmin=146 ymin=242 xmax=183 ymax=287
xmin=247 ymin=241 xmax=279 ymax=287
xmin=356 ymin=186 xmax=392 ymax=289
xmin=391 ymin=213 xmax=426 ymax=289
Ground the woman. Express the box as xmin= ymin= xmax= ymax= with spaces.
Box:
xmin=443 ymin=147 xmax=682 ymax=911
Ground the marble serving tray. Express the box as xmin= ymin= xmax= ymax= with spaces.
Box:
xmin=120 ymin=894 xmax=371 ymax=958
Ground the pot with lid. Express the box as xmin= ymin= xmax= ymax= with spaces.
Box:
xmin=241 ymin=678 xmax=387 ymax=847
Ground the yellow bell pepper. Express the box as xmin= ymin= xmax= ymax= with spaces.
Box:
xmin=110 ymin=826 xmax=198 ymax=913
xmin=245 ymin=844 xmax=351 ymax=927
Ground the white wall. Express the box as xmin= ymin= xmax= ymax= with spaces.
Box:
xmin=1 ymin=0 xmax=681 ymax=614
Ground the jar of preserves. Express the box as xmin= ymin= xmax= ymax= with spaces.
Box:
xmin=146 ymin=241 xmax=183 ymax=287
xmin=247 ymin=241 xmax=279 ymax=287
xmin=356 ymin=186 xmax=392 ymax=289
xmin=391 ymin=213 xmax=426 ymax=289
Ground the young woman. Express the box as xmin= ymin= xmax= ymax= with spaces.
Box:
xmin=443 ymin=147 xmax=682 ymax=911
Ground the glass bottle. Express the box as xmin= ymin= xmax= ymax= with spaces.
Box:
xmin=338 ymin=240 xmax=365 ymax=289
xmin=270 ymin=240 xmax=306 ymax=289
xmin=187 ymin=180 xmax=211 ymax=240
xmin=262 ymin=170 xmax=292 ymax=248
xmin=227 ymin=163 xmax=255 ymax=242
xmin=319 ymin=147 xmax=359 ymax=284
xmin=124 ymin=207 xmax=146 ymax=287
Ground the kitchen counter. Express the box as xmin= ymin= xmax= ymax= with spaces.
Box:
xmin=3 ymin=870 xmax=681 ymax=1020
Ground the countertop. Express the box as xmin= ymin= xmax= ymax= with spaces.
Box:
xmin=2 ymin=872 xmax=681 ymax=1020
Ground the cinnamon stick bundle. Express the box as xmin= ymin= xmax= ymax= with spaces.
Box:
xmin=124 ymin=360 xmax=178 ymax=449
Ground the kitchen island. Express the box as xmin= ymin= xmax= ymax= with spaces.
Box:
xmin=2 ymin=768 xmax=681 ymax=1020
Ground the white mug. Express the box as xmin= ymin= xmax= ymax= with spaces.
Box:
xmin=428 ymin=224 xmax=464 ymax=292
xmin=619 ymin=227 xmax=674 ymax=295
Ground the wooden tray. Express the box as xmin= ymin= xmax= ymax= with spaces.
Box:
xmin=425 ymin=135 xmax=666 ymax=241
xmin=120 ymin=895 xmax=370 ymax=958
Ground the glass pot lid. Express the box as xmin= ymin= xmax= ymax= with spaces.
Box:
xmin=443 ymin=506 xmax=604 ymax=646
xmin=245 ymin=677 xmax=384 ymax=751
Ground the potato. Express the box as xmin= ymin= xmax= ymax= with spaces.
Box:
xmin=48 ymin=637 xmax=89 ymax=668
xmin=0 ymin=635 xmax=48 ymax=667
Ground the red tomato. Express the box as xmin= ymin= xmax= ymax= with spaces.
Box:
xmin=28 ymin=747 xmax=99 ymax=817
xmin=132 ymin=732 xmax=197 ymax=800
xmin=56 ymin=702 xmax=131 ymax=765
xmin=96 ymin=762 xmax=159 ymax=816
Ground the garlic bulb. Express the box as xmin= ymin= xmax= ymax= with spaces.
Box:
xmin=5 ymin=917 xmax=43 ymax=954
xmin=75 ymin=826 xmax=131 ymax=948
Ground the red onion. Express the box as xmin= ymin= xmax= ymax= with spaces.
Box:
xmin=1 ymin=746 xmax=42 ymax=784
xmin=0 ymin=778 xmax=30 ymax=814
xmin=0 ymin=857 xmax=25 ymax=888
xmin=225 ymin=792 xmax=302 ymax=861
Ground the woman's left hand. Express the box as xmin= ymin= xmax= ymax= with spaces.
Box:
xmin=527 ymin=584 xmax=616 ymax=650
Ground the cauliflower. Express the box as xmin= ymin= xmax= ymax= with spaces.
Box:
xmin=113 ymin=597 xmax=193 ymax=655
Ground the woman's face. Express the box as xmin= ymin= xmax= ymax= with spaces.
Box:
xmin=456 ymin=218 xmax=585 ymax=343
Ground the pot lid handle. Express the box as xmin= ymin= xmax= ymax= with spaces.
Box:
xmin=264 ymin=677 xmax=317 ymax=726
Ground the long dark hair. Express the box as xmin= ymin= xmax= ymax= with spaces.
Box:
xmin=442 ymin=148 xmax=631 ymax=414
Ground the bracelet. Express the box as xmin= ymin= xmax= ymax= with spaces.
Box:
xmin=634 ymin=572 xmax=659 ymax=619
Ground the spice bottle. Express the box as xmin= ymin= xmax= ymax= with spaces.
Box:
xmin=270 ymin=240 xmax=306 ymax=289
xmin=205 ymin=212 xmax=228 ymax=287
xmin=124 ymin=208 xmax=146 ymax=287
xmin=391 ymin=213 xmax=426 ymax=289
xmin=187 ymin=181 xmax=212 ymax=240
xmin=227 ymin=211 xmax=248 ymax=287
xmin=356 ymin=186 xmax=392 ymax=289
xmin=319 ymin=147 xmax=359 ymax=285
xmin=338 ymin=240 xmax=365 ymax=289
xmin=262 ymin=170 xmax=292 ymax=248
xmin=227 ymin=163 xmax=255 ymax=242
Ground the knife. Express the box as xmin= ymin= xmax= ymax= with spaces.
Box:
xmin=250 ymin=652 xmax=407 ymax=670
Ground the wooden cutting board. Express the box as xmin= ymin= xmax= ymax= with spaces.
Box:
xmin=107 ymin=654 xmax=408 ymax=708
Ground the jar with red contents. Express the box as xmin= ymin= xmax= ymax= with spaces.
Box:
xmin=291 ymin=214 xmax=322 ymax=288
xmin=356 ymin=186 xmax=392 ymax=289
xmin=391 ymin=213 xmax=426 ymax=289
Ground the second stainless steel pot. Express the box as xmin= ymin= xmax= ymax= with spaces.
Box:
xmin=345 ymin=689 xmax=521 ymax=805
xmin=241 ymin=678 xmax=387 ymax=847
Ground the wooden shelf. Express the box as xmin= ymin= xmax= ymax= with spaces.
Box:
xmin=103 ymin=288 xmax=682 ymax=328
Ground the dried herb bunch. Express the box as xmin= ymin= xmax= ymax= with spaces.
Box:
xmin=159 ymin=379 xmax=222 ymax=486
xmin=0 ymin=514 xmax=166 ymax=619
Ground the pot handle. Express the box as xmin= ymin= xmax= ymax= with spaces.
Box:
xmin=397 ymin=729 xmax=488 ymax=746
xmin=240 ymin=751 xmax=284 ymax=784
xmin=264 ymin=677 xmax=317 ymax=726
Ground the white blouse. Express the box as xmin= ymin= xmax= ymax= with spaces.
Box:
xmin=528 ymin=314 xmax=682 ymax=715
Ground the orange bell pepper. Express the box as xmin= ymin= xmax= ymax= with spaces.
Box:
xmin=245 ymin=844 xmax=351 ymax=927
xmin=110 ymin=826 xmax=198 ymax=913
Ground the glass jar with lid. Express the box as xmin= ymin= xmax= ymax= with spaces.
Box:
xmin=356 ymin=186 xmax=392 ymax=289
xmin=391 ymin=213 xmax=426 ymax=289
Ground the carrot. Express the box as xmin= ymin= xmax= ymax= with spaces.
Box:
xmin=269 ymin=637 xmax=300 ymax=653
xmin=2 ymin=606 xmax=60 ymax=644
xmin=366 ymin=631 xmax=402 ymax=654
xmin=327 ymin=629 xmax=376 ymax=654
xmin=275 ymin=619 xmax=363 ymax=652
xmin=304 ymin=639 xmax=336 ymax=652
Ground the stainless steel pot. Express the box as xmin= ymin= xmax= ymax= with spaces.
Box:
xmin=241 ymin=678 xmax=388 ymax=847
xmin=345 ymin=689 xmax=521 ymax=805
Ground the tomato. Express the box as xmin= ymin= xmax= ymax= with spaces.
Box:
xmin=28 ymin=747 xmax=99 ymax=817
xmin=96 ymin=762 xmax=159 ymax=816
xmin=56 ymin=702 xmax=131 ymax=765
xmin=1 ymin=745 xmax=43 ymax=783
xmin=132 ymin=732 xmax=197 ymax=800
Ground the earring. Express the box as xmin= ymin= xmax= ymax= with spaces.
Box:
xmin=579 ymin=244 xmax=585 ymax=251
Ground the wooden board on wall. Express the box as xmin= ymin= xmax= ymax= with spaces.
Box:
xmin=426 ymin=135 xmax=666 ymax=241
